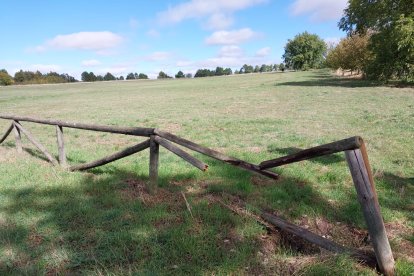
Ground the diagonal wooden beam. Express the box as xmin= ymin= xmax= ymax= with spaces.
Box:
xmin=259 ymin=136 xmax=363 ymax=170
xmin=261 ymin=212 xmax=377 ymax=267
xmin=13 ymin=122 xmax=58 ymax=165
xmin=70 ymin=139 xmax=150 ymax=171
xmin=154 ymin=129 xmax=278 ymax=179
xmin=0 ymin=123 xmax=13 ymax=144
xmin=12 ymin=121 xmax=22 ymax=153
xmin=154 ymin=135 xmax=208 ymax=171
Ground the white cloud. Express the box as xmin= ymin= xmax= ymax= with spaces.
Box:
xmin=158 ymin=0 xmax=266 ymax=29
xmin=291 ymin=0 xmax=348 ymax=21
xmin=218 ymin=45 xmax=244 ymax=57
xmin=205 ymin=28 xmax=258 ymax=45
xmin=255 ymin=46 xmax=271 ymax=57
xmin=205 ymin=13 xmax=234 ymax=30
xmin=175 ymin=46 xmax=276 ymax=71
xmin=82 ymin=59 xmax=101 ymax=67
xmin=28 ymin=64 xmax=62 ymax=73
xmin=99 ymin=66 xmax=130 ymax=76
xmin=34 ymin=32 xmax=123 ymax=53
xmin=145 ymin=51 xmax=172 ymax=62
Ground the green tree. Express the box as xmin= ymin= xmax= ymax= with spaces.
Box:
xmin=283 ymin=32 xmax=327 ymax=70
xmin=339 ymin=0 xmax=414 ymax=81
xmin=0 ymin=69 xmax=14 ymax=86
xmin=157 ymin=71 xmax=171 ymax=79
xmin=223 ymin=68 xmax=232 ymax=75
xmin=326 ymin=33 xmax=372 ymax=75
xmin=126 ymin=73 xmax=135 ymax=80
xmin=103 ymin=72 xmax=116 ymax=81
xmin=278 ymin=63 xmax=285 ymax=72
xmin=175 ymin=70 xmax=185 ymax=78
xmin=138 ymin=73 xmax=148 ymax=79
xmin=240 ymin=64 xmax=254 ymax=74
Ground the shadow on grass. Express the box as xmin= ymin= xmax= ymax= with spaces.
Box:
xmin=1 ymin=150 xmax=411 ymax=274
xmin=276 ymin=75 xmax=380 ymax=88
xmin=377 ymin=173 xmax=414 ymax=222
xmin=0 ymin=165 xmax=266 ymax=274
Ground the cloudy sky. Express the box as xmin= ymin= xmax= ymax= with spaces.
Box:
xmin=1 ymin=0 xmax=348 ymax=79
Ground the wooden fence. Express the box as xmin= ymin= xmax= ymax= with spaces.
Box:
xmin=0 ymin=115 xmax=395 ymax=275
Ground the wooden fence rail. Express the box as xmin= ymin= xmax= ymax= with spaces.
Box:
xmin=0 ymin=115 xmax=394 ymax=275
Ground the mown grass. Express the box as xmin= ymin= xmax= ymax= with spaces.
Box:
xmin=0 ymin=70 xmax=413 ymax=275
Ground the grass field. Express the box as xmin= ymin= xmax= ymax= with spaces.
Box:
xmin=0 ymin=70 xmax=413 ymax=275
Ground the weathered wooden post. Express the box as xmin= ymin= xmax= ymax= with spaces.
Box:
xmin=56 ymin=125 xmax=67 ymax=167
xmin=0 ymin=124 xmax=13 ymax=144
xmin=345 ymin=142 xmax=395 ymax=276
xmin=149 ymin=135 xmax=159 ymax=193
xmin=12 ymin=121 xmax=22 ymax=153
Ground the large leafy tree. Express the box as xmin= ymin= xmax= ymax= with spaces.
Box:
xmin=283 ymin=32 xmax=327 ymax=70
xmin=157 ymin=71 xmax=172 ymax=79
xmin=103 ymin=72 xmax=116 ymax=81
xmin=339 ymin=0 xmax=414 ymax=81
xmin=326 ymin=33 xmax=372 ymax=75
xmin=0 ymin=69 xmax=14 ymax=86
xmin=175 ymin=70 xmax=185 ymax=78
xmin=138 ymin=73 xmax=148 ymax=79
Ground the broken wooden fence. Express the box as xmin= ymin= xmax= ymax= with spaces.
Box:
xmin=0 ymin=115 xmax=394 ymax=275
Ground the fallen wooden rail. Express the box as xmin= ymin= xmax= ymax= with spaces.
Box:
xmin=261 ymin=212 xmax=377 ymax=266
xmin=260 ymin=137 xmax=395 ymax=275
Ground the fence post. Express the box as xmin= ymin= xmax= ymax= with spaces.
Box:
xmin=149 ymin=135 xmax=159 ymax=193
xmin=56 ymin=125 xmax=67 ymax=167
xmin=345 ymin=146 xmax=394 ymax=276
xmin=12 ymin=121 xmax=22 ymax=153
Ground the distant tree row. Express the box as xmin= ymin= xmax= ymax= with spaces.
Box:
xmin=126 ymin=72 xmax=149 ymax=80
xmin=81 ymin=71 xmax=127 ymax=82
xmin=236 ymin=63 xmax=285 ymax=74
xmin=194 ymin=67 xmax=233 ymax=78
xmin=0 ymin=69 xmax=78 ymax=86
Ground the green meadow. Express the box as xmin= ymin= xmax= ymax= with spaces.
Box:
xmin=0 ymin=70 xmax=413 ymax=275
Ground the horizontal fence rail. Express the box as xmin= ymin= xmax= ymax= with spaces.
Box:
xmin=0 ymin=115 xmax=394 ymax=275
xmin=0 ymin=115 xmax=155 ymax=136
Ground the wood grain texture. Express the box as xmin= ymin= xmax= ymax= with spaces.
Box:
xmin=154 ymin=129 xmax=278 ymax=179
xmin=260 ymin=136 xmax=363 ymax=169
xmin=154 ymin=135 xmax=208 ymax=171
xmin=56 ymin=126 xmax=67 ymax=167
xmin=345 ymin=149 xmax=394 ymax=276
xmin=149 ymin=135 xmax=159 ymax=193
xmin=12 ymin=121 xmax=22 ymax=154
xmin=0 ymin=115 xmax=154 ymax=137
xmin=261 ymin=212 xmax=377 ymax=267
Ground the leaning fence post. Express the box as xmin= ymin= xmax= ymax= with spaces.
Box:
xmin=56 ymin=125 xmax=67 ymax=167
xmin=345 ymin=144 xmax=394 ymax=276
xmin=12 ymin=121 xmax=22 ymax=153
xmin=149 ymin=135 xmax=159 ymax=193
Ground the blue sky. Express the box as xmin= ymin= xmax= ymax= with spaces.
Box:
xmin=0 ymin=0 xmax=348 ymax=79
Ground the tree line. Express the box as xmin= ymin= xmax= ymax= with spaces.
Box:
xmin=0 ymin=69 xmax=77 ymax=86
